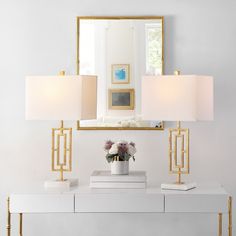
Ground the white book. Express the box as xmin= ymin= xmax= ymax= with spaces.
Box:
xmin=90 ymin=181 xmax=146 ymax=189
xmin=90 ymin=170 xmax=146 ymax=183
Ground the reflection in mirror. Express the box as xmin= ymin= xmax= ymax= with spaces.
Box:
xmin=77 ymin=17 xmax=164 ymax=130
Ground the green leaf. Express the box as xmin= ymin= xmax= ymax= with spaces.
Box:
xmin=106 ymin=154 xmax=118 ymax=163
xmin=123 ymin=153 xmax=130 ymax=161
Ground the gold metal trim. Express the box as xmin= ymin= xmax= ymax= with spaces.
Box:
xmin=19 ymin=213 xmax=23 ymax=236
xmin=218 ymin=213 xmax=222 ymax=236
xmin=169 ymin=121 xmax=189 ymax=184
xmin=228 ymin=196 xmax=232 ymax=236
xmin=76 ymin=15 xmax=164 ymax=131
xmin=77 ymin=16 xmax=164 ymax=20
xmin=7 ymin=197 xmax=11 ymax=236
xmin=52 ymin=120 xmax=72 ymax=181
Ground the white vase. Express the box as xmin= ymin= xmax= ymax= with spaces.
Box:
xmin=111 ymin=161 xmax=129 ymax=175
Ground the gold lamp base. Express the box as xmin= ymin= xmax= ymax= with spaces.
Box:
xmin=52 ymin=120 xmax=72 ymax=182
xmin=161 ymin=120 xmax=196 ymax=191
xmin=44 ymin=120 xmax=78 ymax=190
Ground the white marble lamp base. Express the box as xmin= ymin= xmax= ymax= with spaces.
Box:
xmin=44 ymin=179 xmax=78 ymax=191
xmin=161 ymin=182 xmax=197 ymax=191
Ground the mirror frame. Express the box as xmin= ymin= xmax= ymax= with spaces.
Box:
xmin=76 ymin=16 xmax=164 ymax=131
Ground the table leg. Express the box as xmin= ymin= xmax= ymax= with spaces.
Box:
xmin=19 ymin=213 xmax=23 ymax=236
xmin=228 ymin=196 xmax=232 ymax=236
xmin=218 ymin=213 xmax=222 ymax=236
xmin=6 ymin=197 xmax=11 ymax=236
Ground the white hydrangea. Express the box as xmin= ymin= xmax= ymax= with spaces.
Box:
xmin=117 ymin=140 xmax=128 ymax=145
xmin=128 ymin=144 xmax=136 ymax=156
xmin=108 ymin=143 xmax=118 ymax=155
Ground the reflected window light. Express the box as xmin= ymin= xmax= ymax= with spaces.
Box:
xmin=145 ymin=23 xmax=162 ymax=75
xmin=80 ymin=21 xmax=95 ymax=74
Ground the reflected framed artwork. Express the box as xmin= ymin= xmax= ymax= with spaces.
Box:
xmin=109 ymin=89 xmax=134 ymax=110
xmin=112 ymin=64 xmax=130 ymax=84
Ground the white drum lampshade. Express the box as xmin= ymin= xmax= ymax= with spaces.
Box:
xmin=25 ymin=75 xmax=97 ymax=121
xmin=142 ymin=75 xmax=213 ymax=121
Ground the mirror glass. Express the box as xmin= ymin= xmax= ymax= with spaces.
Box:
xmin=77 ymin=17 xmax=164 ymax=130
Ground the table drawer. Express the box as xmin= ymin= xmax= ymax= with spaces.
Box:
xmin=75 ymin=193 xmax=164 ymax=213
xmin=10 ymin=194 xmax=74 ymax=213
xmin=165 ymin=194 xmax=228 ymax=213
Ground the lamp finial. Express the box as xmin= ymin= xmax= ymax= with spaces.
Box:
xmin=59 ymin=70 xmax=66 ymax=76
xmin=174 ymin=70 xmax=180 ymax=76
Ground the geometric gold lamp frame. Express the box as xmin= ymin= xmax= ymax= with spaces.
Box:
xmin=169 ymin=121 xmax=189 ymax=185
xmin=52 ymin=120 xmax=72 ymax=181
xmin=168 ymin=70 xmax=190 ymax=185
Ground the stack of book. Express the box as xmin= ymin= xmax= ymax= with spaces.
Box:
xmin=90 ymin=170 xmax=146 ymax=189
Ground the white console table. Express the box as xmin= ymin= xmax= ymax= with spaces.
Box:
xmin=7 ymin=183 xmax=232 ymax=236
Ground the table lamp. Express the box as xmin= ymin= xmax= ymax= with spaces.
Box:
xmin=25 ymin=72 xmax=97 ymax=189
xmin=142 ymin=71 xmax=213 ymax=190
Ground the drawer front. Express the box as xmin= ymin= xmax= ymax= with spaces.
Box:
xmin=165 ymin=194 xmax=228 ymax=213
xmin=75 ymin=193 xmax=164 ymax=213
xmin=10 ymin=194 xmax=74 ymax=213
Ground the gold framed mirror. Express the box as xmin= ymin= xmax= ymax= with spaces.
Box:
xmin=76 ymin=16 xmax=164 ymax=130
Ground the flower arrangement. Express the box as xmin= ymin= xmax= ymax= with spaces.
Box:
xmin=104 ymin=140 xmax=136 ymax=163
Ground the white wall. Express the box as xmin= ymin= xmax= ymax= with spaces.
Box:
xmin=0 ymin=0 xmax=236 ymax=235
